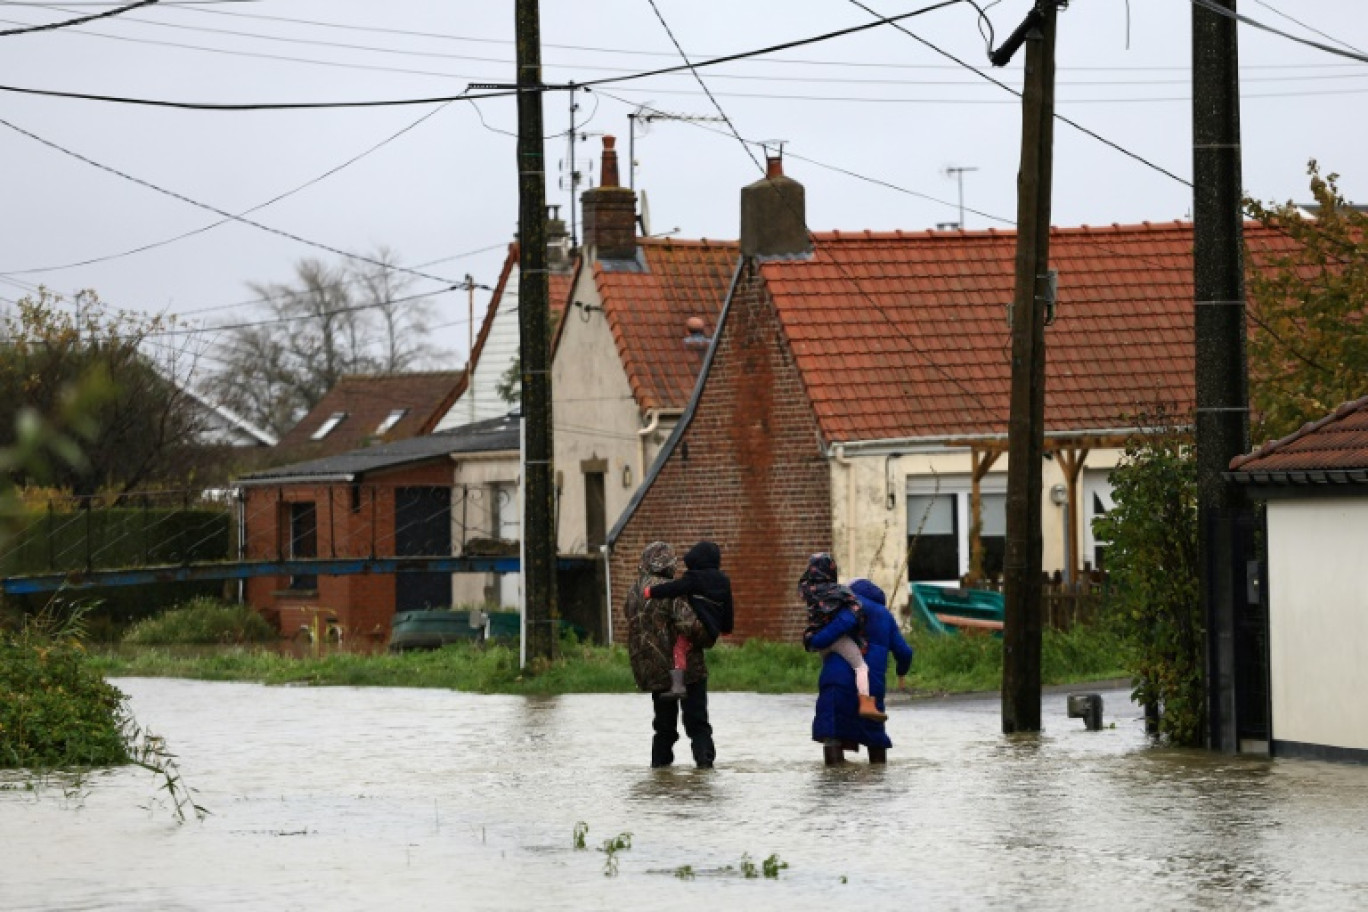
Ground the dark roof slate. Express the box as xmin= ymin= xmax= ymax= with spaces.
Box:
xmin=237 ymin=413 xmax=519 ymax=484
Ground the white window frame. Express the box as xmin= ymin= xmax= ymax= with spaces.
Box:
xmin=311 ymin=411 xmax=347 ymax=440
xmin=1081 ymin=468 xmax=1116 ymax=572
xmin=906 ymin=473 xmax=1007 ymax=584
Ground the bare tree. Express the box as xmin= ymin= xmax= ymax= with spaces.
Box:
xmin=204 ymin=251 xmax=449 ymax=437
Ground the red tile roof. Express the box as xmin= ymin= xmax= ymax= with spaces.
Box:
xmin=275 ymin=371 xmax=466 ymax=461
xmin=759 ymin=222 xmax=1297 ymax=442
xmin=595 ymin=238 xmax=739 ymax=411
xmin=1230 ymin=394 xmax=1368 ymax=475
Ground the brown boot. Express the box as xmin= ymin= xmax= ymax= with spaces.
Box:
xmin=858 ymin=694 xmax=887 ymax=722
xmin=664 ymin=668 xmax=687 ymax=700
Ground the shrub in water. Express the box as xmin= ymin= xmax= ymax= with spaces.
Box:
xmin=123 ymin=597 xmax=277 ymax=646
xmin=1 ymin=612 xmax=129 ymax=768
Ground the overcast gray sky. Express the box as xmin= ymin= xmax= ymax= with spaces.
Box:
xmin=1 ymin=0 xmax=1364 ymax=384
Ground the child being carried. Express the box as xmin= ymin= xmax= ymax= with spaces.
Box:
xmin=799 ymin=553 xmax=886 ymax=722
xmin=642 ymin=540 xmax=734 ymax=699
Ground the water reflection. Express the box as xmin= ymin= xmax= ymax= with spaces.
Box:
xmin=4 ymin=680 xmax=1368 ymax=911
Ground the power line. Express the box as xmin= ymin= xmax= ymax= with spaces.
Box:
xmin=0 ymin=0 xmax=157 ymax=36
xmin=0 ymin=114 xmax=462 ymax=285
xmin=0 ymin=102 xmax=455 ymax=277
xmin=1189 ymin=0 xmax=1368 ymax=64
xmin=643 ymin=0 xmax=1001 ymax=424
xmin=844 ymin=0 xmax=1191 ymax=188
xmin=0 ymin=1 xmax=973 ymax=110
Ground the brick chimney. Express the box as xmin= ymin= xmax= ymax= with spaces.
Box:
xmin=580 ymin=136 xmax=638 ymax=261
xmin=740 ymin=154 xmax=811 ymax=259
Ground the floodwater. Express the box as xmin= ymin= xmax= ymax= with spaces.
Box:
xmin=4 ymin=680 xmax=1368 ymax=911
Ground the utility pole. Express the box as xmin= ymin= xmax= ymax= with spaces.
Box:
xmin=995 ymin=1 xmax=1061 ymax=735
xmin=1192 ymin=0 xmax=1247 ymax=753
xmin=515 ymin=0 xmax=558 ymax=665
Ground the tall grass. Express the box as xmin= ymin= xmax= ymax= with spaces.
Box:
xmin=93 ymin=624 xmax=1125 ymax=697
xmin=122 ymin=598 xmax=277 ymax=646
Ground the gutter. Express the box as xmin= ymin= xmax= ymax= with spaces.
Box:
xmin=826 ymin=425 xmax=1169 ymax=458
xmin=234 ymin=472 xmax=356 ymax=487
xmin=637 ymin=408 xmax=684 ymax=485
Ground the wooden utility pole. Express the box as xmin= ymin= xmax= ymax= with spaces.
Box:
xmin=1192 ymin=0 xmax=1247 ymax=752
xmin=515 ymin=0 xmax=557 ymax=664
xmin=998 ymin=1 xmax=1059 ymax=735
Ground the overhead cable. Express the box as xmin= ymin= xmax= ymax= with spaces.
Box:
xmin=0 ymin=114 xmax=461 ymax=285
xmin=1189 ymin=0 xmax=1368 ymax=65
xmin=0 ymin=1 xmax=968 ymax=110
xmin=1 ymin=102 xmax=455 ymax=276
xmin=0 ymin=0 xmax=158 ymax=36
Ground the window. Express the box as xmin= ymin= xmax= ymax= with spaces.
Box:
xmin=311 ymin=412 xmax=347 ymax=440
xmin=287 ymin=502 xmax=318 ymax=590
xmin=1082 ymin=469 xmax=1116 ymax=572
xmin=906 ymin=476 xmax=1007 ymax=583
xmin=374 ymin=408 xmax=408 ymax=435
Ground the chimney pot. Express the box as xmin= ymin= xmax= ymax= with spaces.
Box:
xmin=600 ymin=135 xmax=620 ymax=189
xmin=765 ymin=156 xmax=784 ymax=179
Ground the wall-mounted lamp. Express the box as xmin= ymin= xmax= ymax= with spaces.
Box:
xmin=1050 ymin=483 xmax=1068 ymax=506
xmin=622 ymin=464 xmax=633 ymax=488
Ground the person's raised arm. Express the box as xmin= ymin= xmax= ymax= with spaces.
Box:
xmin=642 ymin=575 xmax=695 ymax=601
xmin=804 ymin=608 xmax=860 ymax=652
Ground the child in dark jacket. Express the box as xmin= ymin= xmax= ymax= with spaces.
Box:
xmin=642 ymin=540 xmax=734 ymax=699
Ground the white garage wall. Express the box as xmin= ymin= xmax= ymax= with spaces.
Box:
xmin=1267 ymin=497 xmax=1368 ymax=752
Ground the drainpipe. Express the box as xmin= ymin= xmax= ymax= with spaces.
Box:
xmin=637 ymin=408 xmax=683 ymax=484
xmin=600 ymin=542 xmax=614 ymax=644
xmin=234 ymin=487 xmax=247 ymax=605
xmin=832 ymin=443 xmax=856 ymax=572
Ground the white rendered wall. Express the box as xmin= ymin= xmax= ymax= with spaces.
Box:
xmin=1267 ymin=498 xmax=1368 ymax=752
xmin=435 ymin=265 xmax=523 ymax=431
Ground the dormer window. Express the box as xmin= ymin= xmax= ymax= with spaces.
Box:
xmin=375 ymin=408 xmax=408 ymax=435
xmin=311 ymin=412 xmax=347 ymax=440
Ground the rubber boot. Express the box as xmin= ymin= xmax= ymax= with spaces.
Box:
xmin=858 ymin=694 xmax=887 ymax=722
xmin=823 ymin=741 xmax=846 ymax=766
xmin=665 ymin=668 xmax=687 ymax=700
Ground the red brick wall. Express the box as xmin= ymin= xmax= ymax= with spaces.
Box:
xmin=242 ymin=461 xmax=456 ymax=640
xmin=610 ymin=261 xmax=832 ymax=643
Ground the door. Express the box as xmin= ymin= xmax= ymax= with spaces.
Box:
xmin=394 ymin=486 xmax=452 ymax=611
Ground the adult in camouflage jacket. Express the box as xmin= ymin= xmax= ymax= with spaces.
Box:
xmin=624 ymin=541 xmax=715 ymax=768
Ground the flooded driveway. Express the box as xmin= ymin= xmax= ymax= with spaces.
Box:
xmin=3 ymin=678 xmax=1368 ymax=910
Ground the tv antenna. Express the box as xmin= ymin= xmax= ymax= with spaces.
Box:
xmin=942 ymin=164 xmax=979 ymax=230
xmin=627 ymin=105 xmax=726 ymax=192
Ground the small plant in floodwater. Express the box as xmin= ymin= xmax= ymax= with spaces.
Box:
xmin=739 ymin=853 xmax=758 ymax=879
xmin=762 ymin=853 xmax=788 ymax=879
xmin=674 ymin=865 xmax=695 ymax=880
xmin=572 ymin=820 xmax=589 ymax=850
xmin=598 ymin=832 xmax=632 ymax=877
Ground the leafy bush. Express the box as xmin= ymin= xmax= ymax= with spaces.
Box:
xmin=1 ymin=611 xmax=129 ymax=768
xmin=1093 ymin=424 xmax=1204 ymax=745
xmin=123 ymin=598 xmax=277 ymax=646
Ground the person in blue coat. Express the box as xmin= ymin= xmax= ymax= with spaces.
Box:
xmin=807 ymin=574 xmax=914 ymax=765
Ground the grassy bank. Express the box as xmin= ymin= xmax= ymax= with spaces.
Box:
xmin=91 ymin=624 xmax=1126 ymax=697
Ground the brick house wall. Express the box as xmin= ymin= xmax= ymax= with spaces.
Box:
xmin=243 ymin=461 xmax=455 ymax=641
xmin=609 ymin=260 xmax=832 ymax=643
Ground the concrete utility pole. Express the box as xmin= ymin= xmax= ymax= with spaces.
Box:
xmin=515 ymin=0 xmax=558 ymax=664
xmin=997 ymin=1 xmax=1060 ymax=735
xmin=1192 ymin=0 xmax=1247 ymax=753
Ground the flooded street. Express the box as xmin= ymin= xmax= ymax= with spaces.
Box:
xmin=4 ymin=679 xmax=1368 ymax=911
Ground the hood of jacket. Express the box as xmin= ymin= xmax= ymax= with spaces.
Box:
xmin=682 ymin=540 xmax=721 ymax=572
xmin=849 ymin=578 xmax=887 ymax=611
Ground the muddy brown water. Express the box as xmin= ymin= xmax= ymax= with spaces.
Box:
xmin=3 ymin=679 xmax=1368 ymax=910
